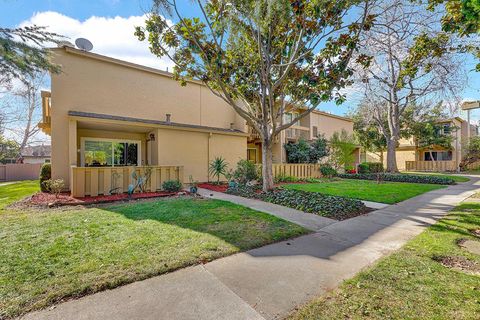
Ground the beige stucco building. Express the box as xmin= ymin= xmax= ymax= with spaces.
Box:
xmin=364 ymin=117 xmax=478 ymax=171
xmin=40 ymin=46 xmax=358 ymax=195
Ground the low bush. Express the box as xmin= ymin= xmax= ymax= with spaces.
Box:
xmin=274 ymin=173 xmax=300 ymax=183
xmin=338 ymin=173 xmax=455 ymax=185
xmin=233 ymin=159 xmax=259 ymax=184
xmin=162 ymin=180 xmax=183 ymax=192
xmin=39 ymin=163 xmax=51 ymax=192
xmin=227 ymin=186 xmax=367 ymax=220
xmin=357 ymin=162 xmax=384 ymax=174
xmin=43 ymin=179 xmax=65 ymax=198
xmin=320 ymin=164 xmax=337 ymax=178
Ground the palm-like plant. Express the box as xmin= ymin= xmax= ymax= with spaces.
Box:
xmin=209 ymin=157 xmax=228 ymax=184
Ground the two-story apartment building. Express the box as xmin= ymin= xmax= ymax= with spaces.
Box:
xmin=364 ymin=117 xmax=478 ymax=171
xmin=40 ymin=45 xmax=358 ymax=196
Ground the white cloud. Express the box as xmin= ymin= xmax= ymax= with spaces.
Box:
xmin=19 ymin=11 xmax=174 ymax=71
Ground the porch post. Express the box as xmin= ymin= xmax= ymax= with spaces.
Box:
xmin=68 ymin=119 xmax=77 ymax=192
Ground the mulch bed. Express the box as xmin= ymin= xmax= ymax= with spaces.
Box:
xmin=198 ymin=183 xmax=229 ymax=192
xmin=23 ymin=191 xmax=182 ymax=207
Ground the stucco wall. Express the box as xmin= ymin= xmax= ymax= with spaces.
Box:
xmin=156 ymin=128 xmax=246 ymax=182
xmin=308 ymin=112 xmax=354 ymax=140
xmin=50 ymin=47 xmax=247 ymax=186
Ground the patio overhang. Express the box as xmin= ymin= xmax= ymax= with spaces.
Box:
xmin=68 ymin=111 xmax=249 ymax=137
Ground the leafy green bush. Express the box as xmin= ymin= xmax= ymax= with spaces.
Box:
xmin=39 ymin=163 xmax=51 ymax=192
xmin=284 ymin=135 xmax=329 ymax=164
xmin=162 ymin=180 xmax=183 ymax=192
xmin=320 ymin=164 xmax=337 ymax=178
xmin=338 ymin=173 xmax=455 ymax=185
xmin=274 ymin=173 xmax=299 ymax=183
xmin=43 ymin=179 xmax=65 ymax=197
xmin=233 ymin=159 xmax=259 ymax=184
xmin=227 ymin=186 xmax=367 ymax=220
xmin=357 ymin=162 xmax=384 ymax=174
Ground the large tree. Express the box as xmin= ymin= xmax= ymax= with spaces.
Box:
xmin=355 ymin=0 xmax=464 ymax=172
xmin=1 ymin=26 xmax=62 ymax=86
xmin=136 ymin=0 xmax=374 ymax=190
xmin=1 ymin=73 xmax=47 ymax=153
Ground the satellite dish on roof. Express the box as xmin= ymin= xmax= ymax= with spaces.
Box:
xmin=75 ymin=38 xmax=93 ymax=52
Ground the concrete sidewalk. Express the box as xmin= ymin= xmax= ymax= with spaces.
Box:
xmin=22 ymin=177 xmax=480 ymax=320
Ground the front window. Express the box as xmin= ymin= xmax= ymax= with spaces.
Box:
xmin=82 ymin=139 xmax=140 ymax=167
xmin=247 ymin=148 xmax=257 ymax=163
xmin=424 ymin=151 xmax=452 ymax=161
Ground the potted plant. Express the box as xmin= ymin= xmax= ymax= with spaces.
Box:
xmin=189 ymin=175 xmax=198 ymax=194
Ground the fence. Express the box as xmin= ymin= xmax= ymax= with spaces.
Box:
xmin=0 ymin=163 xmax=42 ymax=182
xmin=71 ymin=166 xmax=184 ymax=197
xmin=261 ymin=163 xmax=322 ymax=179
xmin=405 ymin=160 xmax=457 ymax=172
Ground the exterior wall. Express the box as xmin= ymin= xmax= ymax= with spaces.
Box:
xmin=365 ymin=149 xmax=416 ymax=171
xmin=50 ymin=47 xmax=246 ymax=186
xmin=308 ymin=111 xmax=354 ymax=140
xmin=155 ymin=128 xmax=246 ymax=182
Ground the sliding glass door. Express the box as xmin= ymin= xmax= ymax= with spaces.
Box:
xmin=82 ymin=138 xmax=141 ymax=167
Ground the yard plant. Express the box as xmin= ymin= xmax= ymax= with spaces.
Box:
xmin=338 ymin=173 xmax=456 ymax=185
xmin=208 ymin=156 xmax=229 ymax=184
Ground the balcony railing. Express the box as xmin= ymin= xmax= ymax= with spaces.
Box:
xmin=405 ymin=161 xmax=457 ymax=172
xmin=247 ymin=126 xmax=279 ymax=143
xmin=285 ymin=128 xmax=310 ymax=140
xmin=38 ymin=91 xmax=51 ymax=135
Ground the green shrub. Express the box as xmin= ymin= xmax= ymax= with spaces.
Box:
xmin=43 ymin=179 xmax=65 ymax=198
xmin=357 ymin=162 xmax=383 ymax=174
xmin=320 ymin=164 xmax=337 ymax=178
xmin=234 ymin=159 xmax=259 ymax=184
xmin=39 ymin=163 xmax=51 ymax=192
xmin=227 ymin=186 xmax=367 ymax=220
xmin=274 ymin=173 xmax=299 ymax=183
xmin=162 ymin=180 xmax=183 ymax=192
xmin=338 ymin=173 xmax=455 ymax=185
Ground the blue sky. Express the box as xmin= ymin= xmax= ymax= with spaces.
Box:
xmin=2 ymin=0 xmax=480 ymax=119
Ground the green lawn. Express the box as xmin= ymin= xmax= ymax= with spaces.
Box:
xmin=289 ymin=201 xmax=480 ymax=320
xmin=0 ymin=180 xmax=39 ymax=209
xmin=0 ymin=184 xmax=307 ymax=319
xmin=404 ymin=171 xmax=471 ymax=183
xmin=285 ymin=179 xmax=444 ymax=204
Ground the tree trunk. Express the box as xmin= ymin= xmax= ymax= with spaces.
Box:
xmin=261 ymin=139 xmax=274 ymax=191
xmin=386 ymin=139 xmax=398 ymax=172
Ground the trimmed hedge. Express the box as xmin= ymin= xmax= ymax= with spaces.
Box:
xmin=227 ymin=186 xmax=367 ymax=220
xmin=39 ymin=163 xmax=51 ymax=192
xmin=338 ymin=173 xmax=456 ymax=185
xmin=357 ymin=162 xmax=383 ymax=174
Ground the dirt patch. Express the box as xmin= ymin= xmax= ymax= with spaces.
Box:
xmin=458 ymin=239 xmax=480 ymax=255
xmin=433 ymin=255 xmax=480 ymax=275
xmin=470 ymin=229 xmax=480 ymax=238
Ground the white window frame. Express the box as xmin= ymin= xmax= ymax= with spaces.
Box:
xmin=80 ymin=137 xmax=142 ymax=167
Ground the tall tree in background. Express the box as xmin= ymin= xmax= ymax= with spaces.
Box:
xmin=356 ymin=0 xmax=465 ymax=172
xmin=136 ymin=0 xmax=374 ymax=190
xmin=352 ymin=108 xmax=387 ymax=163
xmin=1 ymin=26 xmax=62 ymax=85
xmin=1 ymin=73 xmax=46 ymax=153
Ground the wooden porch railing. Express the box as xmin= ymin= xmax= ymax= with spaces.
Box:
xmin=405 ymin=160 xmax=457 ymax=172
xmin=257 ymin=163 xmax=321 ymax=179
xmin=71 ymin=165 xmax=184 ymax=197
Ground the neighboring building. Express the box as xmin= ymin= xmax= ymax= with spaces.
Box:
xmin=364 ymin=117 xmax=478 ymax=171
xmin=19 ymin=145 xmax=51 ymax=164
xmin=40 ymin=46 xmax=358 ymax=195
xmin=247 ymin=110 xmax=360 ymax=165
